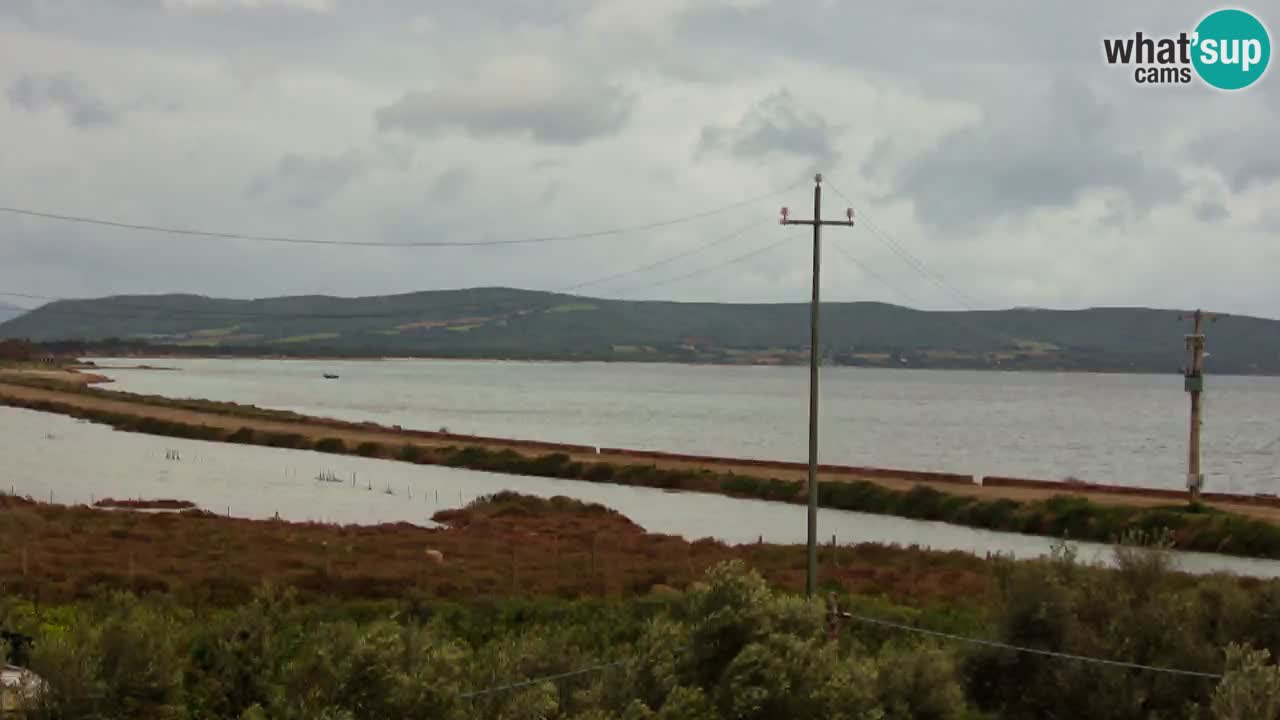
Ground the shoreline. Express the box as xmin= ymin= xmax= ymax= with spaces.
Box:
xmin=0 ymin=367 xmax=114 ymax=386
xmin=70 ymin=351 xmax=1280 ymax=377
xmin=7 ymin=369 xmax=1280 ymax=561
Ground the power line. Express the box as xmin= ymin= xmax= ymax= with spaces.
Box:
xmin=556 ymin=219 xmax=764 ymax=293
xmin=0 ymin=231 xmax=788 ymax=324
xmin=823 ymin=181 xmax=980 ymax=310
xmin=827 ymin=241 xmax=925 ymax=308
xmin=842 ymin=612 xmax=1222 ymax=679
xmin=457 ymin=603 xmax=1224 ymax=703
xmin=0 ymin=220 xmax=776 ymax=322
xmin=0 ymin=179 xmax=804 ymax=249
xmin=460 ymin=661 xmax=623 ymax=700
xmin=607 ymin=235 xmax=794 ymax=297
xmin=821 ymin=180 xmax=1018 ymax=350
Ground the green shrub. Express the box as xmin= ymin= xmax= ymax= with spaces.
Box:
xmin=228 ymin=427 xmax=256 ymax=444
xmin=584 ymin=463 xmax=616 ymax=483
xmin=263 ymin=432 xmax=309 ymax=449
xmin=315 ymin=437 xmax=346 ymax=454
xmin=355 ymin=441 xmax=384 ymax=457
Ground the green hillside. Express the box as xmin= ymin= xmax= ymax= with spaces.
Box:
xmin=3 ymin=287 xmax=1278 ymax=373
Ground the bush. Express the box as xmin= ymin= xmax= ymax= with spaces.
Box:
xmin=263 ymin=432 xmax=309 ymax=449
xmin=316 ymin=438 xmax=346 ymax=454
xmin=355 ymin=441 xmax=384 ymax=458
xmin=228 ymin=427 xmax=256 ymax=444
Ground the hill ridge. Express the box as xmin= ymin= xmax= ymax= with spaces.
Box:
xmin=3 ymin=287 xmax=1279 ymax=374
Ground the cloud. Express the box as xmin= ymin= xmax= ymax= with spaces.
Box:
xmin=431 ymin=167 xmax=469 ymax=200
xmin=864 ymin=75 xmax=1185 ymax=230
xmin=1193 ymin=201 xmax=1228 ymax=224
xmin=246 ymin=151 xmax=366 ymax=208
xmin=698 ymin=89 xmax=839 ymax=167
xmin=374 ymin=55 xmax=634 ymax=146
xmin=6 ymin=73 xmax=117 ymax=128
xmin=1188 ymin=125 xmax=1280 ymax=194
xmin=161 ymin=0 xmax=335 ymax=13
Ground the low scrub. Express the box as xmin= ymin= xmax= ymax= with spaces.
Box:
xmin=315 ymin=437 xmax=346 ymax=454
xmin=3 ymin=550 xmax=1280 ymax=720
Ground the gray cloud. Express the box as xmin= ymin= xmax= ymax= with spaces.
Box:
xmin=375 ymin=57 xmax=633 ymax=146
xmin=698 ymin=89 xmax=839 ymax=167
xmin=431 ymin=166 xmax=470 ymax=200
xmin=6 ymin=73 xmax=117 ymax=128
xmin=246 ymin=151 xmax=365 ymax=208
xmin=864 ymin=75 xmax=1184 ymax=230
xmin=1193 ymin=201 xmax=1229 ymax=224
xmin=1189 ymin=126 xmax=1280 ymax=194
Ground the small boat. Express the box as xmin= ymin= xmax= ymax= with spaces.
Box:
xmin=322 ymin=373 xmax=339 ymax=379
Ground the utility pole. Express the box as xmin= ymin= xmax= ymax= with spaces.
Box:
xmin=1181 ymin=309 xmax=1213 ymax=502
xmin=781 ymin=173 xmax=854 ymax=598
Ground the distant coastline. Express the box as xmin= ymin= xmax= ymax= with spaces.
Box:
xmin=71 ymin=350 xmax=1224 ymax=377
xmin=6 ymin=288 xmax=1278 ymax=375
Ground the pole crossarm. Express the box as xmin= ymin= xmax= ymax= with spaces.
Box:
xmin=781 ymin=219 xmax=856 ymax=227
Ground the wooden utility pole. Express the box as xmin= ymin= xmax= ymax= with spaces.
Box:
xmin=781 ymin=173 xmax=855 ymax=598
xmin=1181 ymin=309 xmax=1213 ymax=502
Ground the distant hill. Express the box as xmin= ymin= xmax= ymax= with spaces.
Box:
xmin=2 ymin=287 xmax=1278 ymax=374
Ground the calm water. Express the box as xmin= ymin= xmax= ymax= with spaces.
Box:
xmin=7 ymin=406 xmax=1280 ymax=579
xmin=92 ymin=358 xmax=1280 ymax=494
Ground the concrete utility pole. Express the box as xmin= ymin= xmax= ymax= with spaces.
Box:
xmin=781 ymin=173 xmax=854 ymax=598
xmin=1181 ymin=309 xmax=1214 ymax=502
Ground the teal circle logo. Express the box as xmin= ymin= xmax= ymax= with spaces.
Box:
xmin=1192 ymin=9 xmax=1271 ymax=90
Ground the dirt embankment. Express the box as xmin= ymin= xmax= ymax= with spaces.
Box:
xmin=2 ymin=371 xmax=1279 ymax=525
xmin=0 ymin=367 xmax=113 ymax=386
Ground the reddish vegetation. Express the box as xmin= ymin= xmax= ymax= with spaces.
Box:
xmin=93 ymin=498 xmax=197 ymax=510
xmin=0 ymin=493 xmax=995 ymax=606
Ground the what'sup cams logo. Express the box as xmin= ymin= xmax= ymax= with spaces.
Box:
xmin=1103 ymin=8 xmax=1271 ymax=89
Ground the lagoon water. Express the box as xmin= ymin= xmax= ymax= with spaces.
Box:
xmin=91 ymin=358 xmax=1280 ymax=494
xmin=6 ymin=406 xmax=1280 ymax=579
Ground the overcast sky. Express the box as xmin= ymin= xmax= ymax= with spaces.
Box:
xmin=0 ymin=0 xmax=1276 ymax=317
